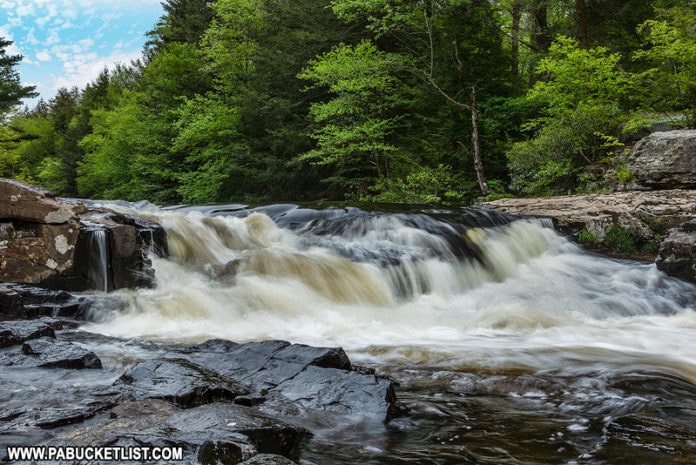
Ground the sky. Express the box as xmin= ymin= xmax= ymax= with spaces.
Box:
xmin=0 ymin=0 xmax=164 ymax=106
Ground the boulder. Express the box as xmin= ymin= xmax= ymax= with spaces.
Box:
xmin=627 ymin=130 xmax=696 ymax=190
xmin=0 ymin=178 xmax=83 ymax=224
xmin=656 ymin=221 xmax=696 ymax=283
xmin=0 ymin=336 xmax=103 ymax=369
xmin=20 ymin=337 xmax=103 ymax=369
xmin=0 ymin=178 xmax=167 ymax=292
xmin=174 ymin=339 xmax=403 ymax=423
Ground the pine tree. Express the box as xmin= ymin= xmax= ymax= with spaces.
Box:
xmin=0 ymin=38 xmax=38 ymax=117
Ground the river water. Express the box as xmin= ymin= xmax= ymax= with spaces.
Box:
xmin=81 ymin=203 xmax=696 ymax=464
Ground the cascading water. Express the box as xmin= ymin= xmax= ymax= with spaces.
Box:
xmin=85 ymin=226 xmax=110 ymax=292
xmin=82 ymin=203 xmax=696 ymax=464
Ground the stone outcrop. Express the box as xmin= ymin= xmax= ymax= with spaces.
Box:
xmin=0 ymin=178 xmax=167 ymax=292
xmin=626 ymin=130 xmax=696 ymax=190
xmin=483 ymin=189 xmax=696 ymax=243
xmin=656 ymin=221 xmax=696 ymax=283
xmin=0 ymin=283 xmax=87 ymax=320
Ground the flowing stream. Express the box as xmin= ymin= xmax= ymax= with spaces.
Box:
xmin=81 ymin=203 xmax=696 ymax=464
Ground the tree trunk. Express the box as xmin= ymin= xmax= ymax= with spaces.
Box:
xmin=469 ymin=87 xmax=488 ymax=196
xmin=511 ymin=0 xmax=522 ymax=90
xmin=530 ymin=0 xmax=551 ymax=53
xmin=575 ymin=0 xmax=589 ymax=48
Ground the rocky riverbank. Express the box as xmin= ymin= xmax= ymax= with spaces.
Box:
xmin=484 ymin=129 xmax=696 ymax=283
xmin=483 ymin=190 xmax=696 ymax=283
xmin=0 ymin=308 xmax=405 ymax=464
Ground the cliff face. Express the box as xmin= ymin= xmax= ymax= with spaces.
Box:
xmin=0 ymin=178 xmax=167 ymax=292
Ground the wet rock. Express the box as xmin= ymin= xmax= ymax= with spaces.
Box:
xmin=656 ymin=221 xmax=696 ymax=283
xmin=0 ymin=319 xmax=56 ymax=347
xmin=483 ymin=190 xmax=696 ymax=245
xmin=43 ymin=399 xmax=307 ymax=465
xmin=274 ymin=365 xmax=400 ymax=422
xmin=0 ymin=283 xmax=85 ymax=320
xmin=19 ymin=337 xmax=103 ymax=369
xmin=626 ymin=130 xmax=696 ymax=190
xmin=240 ymin=454 xmax=298 ymax=465
xmin=115 ymin=358 xmax=249 ymax=408
xmin=178 ymin=339 xmax=400 ymax=423
xmin=0 ymin=330 xmax=402 ymax=464
xmin=0 ymin=178 xmax=167 ymax=292
xmin=0 ymin=375 xmax=122 ymax=437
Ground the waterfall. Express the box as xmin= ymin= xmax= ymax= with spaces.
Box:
xmin=84 ymin=204 xmax=696 ymax=381
xmin=87 ymin=228 xmax=109 ymax=292
xmin=77 ymin=202 xmax=696 ymax=464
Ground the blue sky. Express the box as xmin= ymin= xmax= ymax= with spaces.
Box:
xmin=1 ymin=0 xmax=164 ymax=105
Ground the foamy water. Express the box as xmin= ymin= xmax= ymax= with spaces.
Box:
xmin=81 ymin=205 xmax=696 ymax=385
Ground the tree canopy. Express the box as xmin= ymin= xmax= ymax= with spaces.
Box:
xmin=2 ymin=0 xmax=695 ymax=203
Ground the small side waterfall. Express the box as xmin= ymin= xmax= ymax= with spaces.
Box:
xmin=86 ymin=227 xmax=110 ymax=292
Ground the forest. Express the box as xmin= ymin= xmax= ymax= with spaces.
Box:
xmin=0 ymin=0 xmax=694 ymax=205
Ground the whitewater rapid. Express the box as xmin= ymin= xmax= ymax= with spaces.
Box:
xmin=82 ymin=205 xmax=696 ymax=383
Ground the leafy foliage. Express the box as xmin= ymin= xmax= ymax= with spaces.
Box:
xmin=1 ymin=1 xmax=695 ymax=205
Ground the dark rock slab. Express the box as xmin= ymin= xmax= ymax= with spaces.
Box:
xmin=115 ymin=357 xmax=249 ymax=408
xmin=40 ymin=400 xmax=307 ymax=465
xmin=0 ymin=337 xmax=103 ymax=369
xmin=0 ymin=318 xmax=56 ymax=347
xmin=275 ymin=366 xmax=400 ymax=421
xmin=0 ymin=373 xmax=123 ymax=438
xmin=657 ymin=220 xmax=696 ymax=283
xmin=0 ymin=283 xmax=85 ymax=320
xmin=177 ymin=339 xmax=401 ymax=423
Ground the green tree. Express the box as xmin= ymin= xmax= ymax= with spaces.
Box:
xmin=633 ymin=14 xmax=696 ymax=125
xmin=145 ymin=0 xmax=215 ymax=58
xmin=298 ymin=40 xmax=410 ymax=197
xmin=0 ymin=38 xmax=37 ymax=117
xmin=330 ymin=0 xmax=511 ymax=196
xmin=507 ymin=37 xmax=634 ymax=194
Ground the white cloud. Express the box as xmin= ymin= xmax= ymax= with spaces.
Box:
xmin=48 ymin=49 xmax=142 ymax=91
xmin=16 ymin=3 xmax=36 ymax=17
xmin=36 ymin=51 xmax=52 ymax=62
xmin=5 ymin=0 xmax=163 ymax=103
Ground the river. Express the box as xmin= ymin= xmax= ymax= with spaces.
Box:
xmin=81 ymin=203 xmax=696 ymax=464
